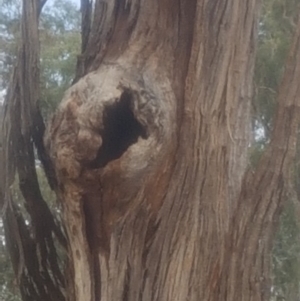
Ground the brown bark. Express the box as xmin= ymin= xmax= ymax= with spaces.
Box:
xmin=47 ymin=0 xmax=300 ymax=301
xmin=3 ymin=0 xmax=300 ymax=301
xmin=45 ymin=1 xmax=300 ymax=301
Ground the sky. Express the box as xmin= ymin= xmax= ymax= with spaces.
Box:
xmin=45 ymin=0 xmax=80 ymax=8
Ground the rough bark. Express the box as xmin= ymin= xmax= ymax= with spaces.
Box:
xmin=44 ymin=1 xmax=300 ymax=301
xmin=3 ymin=0 xmax=300 ymax=301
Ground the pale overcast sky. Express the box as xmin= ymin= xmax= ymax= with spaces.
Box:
xmin=45 ymin=0 xmax=80 ymax=8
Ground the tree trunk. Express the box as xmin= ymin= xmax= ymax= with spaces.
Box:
xmin=3 ymin=0 xmax=300 ymax=301
xmin=45 ymin=1 xmax=300 ymax=300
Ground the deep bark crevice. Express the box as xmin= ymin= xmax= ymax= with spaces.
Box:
xmin=89 ymin=91 xmax=148 ymax=169
xmin=122 ymin=260 xmax=131 ymax=301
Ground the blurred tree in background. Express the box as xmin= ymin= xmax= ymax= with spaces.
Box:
xmin=0 ymin=0 xmax=80 ymax=300
xmin=0 ymin=0 xmax=80 ymax=115
xmin=253 ymin=0 xmax=300 ymax=300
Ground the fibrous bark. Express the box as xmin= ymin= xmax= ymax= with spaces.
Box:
xmin=3 ymin=0 xmax=300 ymax=301
xmin=46 ymin=1 xmax=300 ymax=301
xmin=45 ymin=0 xmax=300 ymax=300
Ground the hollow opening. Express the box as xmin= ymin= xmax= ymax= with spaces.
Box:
xmin=89 ymin=91 xmax=148 ymax=168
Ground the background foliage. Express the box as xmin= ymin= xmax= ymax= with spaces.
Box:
xmin=0 ymin=0 xmax=300 ymax=300
xmin=0 ymin=0 xmax=80 ymax=115
xmin=0 ymin=0 xmax=80 ymax=300
xmin=253 ymin=0 xmax=300 ymax=300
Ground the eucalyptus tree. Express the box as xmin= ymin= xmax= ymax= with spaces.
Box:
xmin=2 ymin=1 xmax=300 ymax=301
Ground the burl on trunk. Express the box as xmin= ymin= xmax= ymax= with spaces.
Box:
xmin=44 ymin=1 xmax=300 ymax=301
